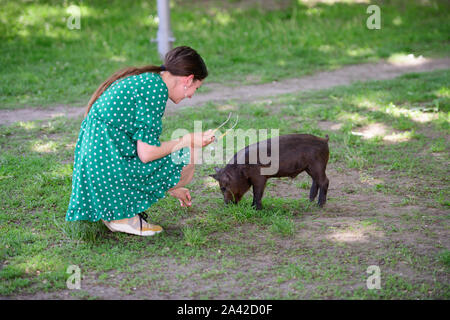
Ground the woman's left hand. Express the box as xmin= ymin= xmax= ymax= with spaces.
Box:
xmin=168 ymin=187 xmax=192 ymax=207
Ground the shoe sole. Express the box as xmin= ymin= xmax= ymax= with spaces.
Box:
xmin=102 ymin=220 xmax=117 ymax=232
xmin=108 ymin=222 xmax=162 ymax=236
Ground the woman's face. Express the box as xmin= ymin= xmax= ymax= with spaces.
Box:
xmin=170 ymin=75 xmax=203 ymax=104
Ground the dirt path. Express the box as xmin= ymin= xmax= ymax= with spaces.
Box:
xmin=1 ymin=57 xmax=449 ymax=126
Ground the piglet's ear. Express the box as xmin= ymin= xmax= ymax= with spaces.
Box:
xmin=209 ymin=173 xmax=219 ymax=181
xmin=214 ymin=167 xmax=221 ymax=173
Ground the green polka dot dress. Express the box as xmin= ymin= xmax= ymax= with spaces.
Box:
xmin=66 ymin=72 xmax=190 ymax=222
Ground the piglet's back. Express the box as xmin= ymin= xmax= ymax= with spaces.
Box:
xmin=228 ymin=134 xmax=329 ymax=166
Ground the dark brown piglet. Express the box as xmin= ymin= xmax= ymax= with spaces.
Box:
xmin=210 ymin=134 xmax=330 ymax=210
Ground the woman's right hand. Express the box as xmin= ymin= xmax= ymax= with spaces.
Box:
xmin=183 ymin=129 xmax=215 ymax=148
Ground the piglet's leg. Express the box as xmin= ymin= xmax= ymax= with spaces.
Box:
xmin=309 ymin=180 xmax=319 ymax=202
xmin=317 ymin=176 xmax=329 ymax=207
xmin=307 ymin=167 xmax=329 ymax=207
xmin=251 ymin=177 xmax=267 ymax=210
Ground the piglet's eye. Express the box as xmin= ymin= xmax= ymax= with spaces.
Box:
xmin=220 ymin=187 xmax=226 ymax=192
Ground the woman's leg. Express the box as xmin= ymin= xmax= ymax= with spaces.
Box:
xmin=105 ymin=149 xmax=196 ymax=235
xmin=169 ymin=163 xmax=194 ymax=190
xmin=169 ymin=146 xmax=197 ymax=190
xmin=167 ymin=146 xmax=196 ymax=207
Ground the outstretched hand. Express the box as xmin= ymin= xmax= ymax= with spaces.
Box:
xmin=168 ymin=187 xmax=192 ymax=207
xmin=183 ymin=130 xmax=215 ymax=148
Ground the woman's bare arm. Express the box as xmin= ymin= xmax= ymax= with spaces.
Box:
xmin=136 ymin=130 xmax=215 ymax=163
xmin=137 ymin=138 xmax=185 ymax=163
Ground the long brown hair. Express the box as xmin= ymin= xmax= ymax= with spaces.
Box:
xmin=84 ymin=46 xmax=208 ymax=117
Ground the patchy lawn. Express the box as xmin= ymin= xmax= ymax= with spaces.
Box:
xmin=0 ymin=69 xmax=449 ymax=299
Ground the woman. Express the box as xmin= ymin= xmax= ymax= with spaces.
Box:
xmin=66 ymin=46 xmax=215 ymax=236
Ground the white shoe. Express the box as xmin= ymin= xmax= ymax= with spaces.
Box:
xmin=105 ymin=213 xmax=163 ymax=236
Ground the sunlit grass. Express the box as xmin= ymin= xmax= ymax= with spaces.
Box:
xmin=387 ymin=53 xmax=428 ymax=66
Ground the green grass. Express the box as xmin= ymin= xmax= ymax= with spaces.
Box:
xmin=269 ymin=216 xmax=296 ymax=237
xmin=183 ymin=226 xmax=208 ymax=247
xmin=0 ymin=69 xmax=449 ymax=299
xmin=1 ymin=0 xmax=449 ymax=108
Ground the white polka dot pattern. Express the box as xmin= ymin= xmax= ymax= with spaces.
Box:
xmin=66 ymin=73 xmax=190 ymax=222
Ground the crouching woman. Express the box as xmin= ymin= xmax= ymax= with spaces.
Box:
xmin=66 ymin=46 xmax=215 ymax=236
